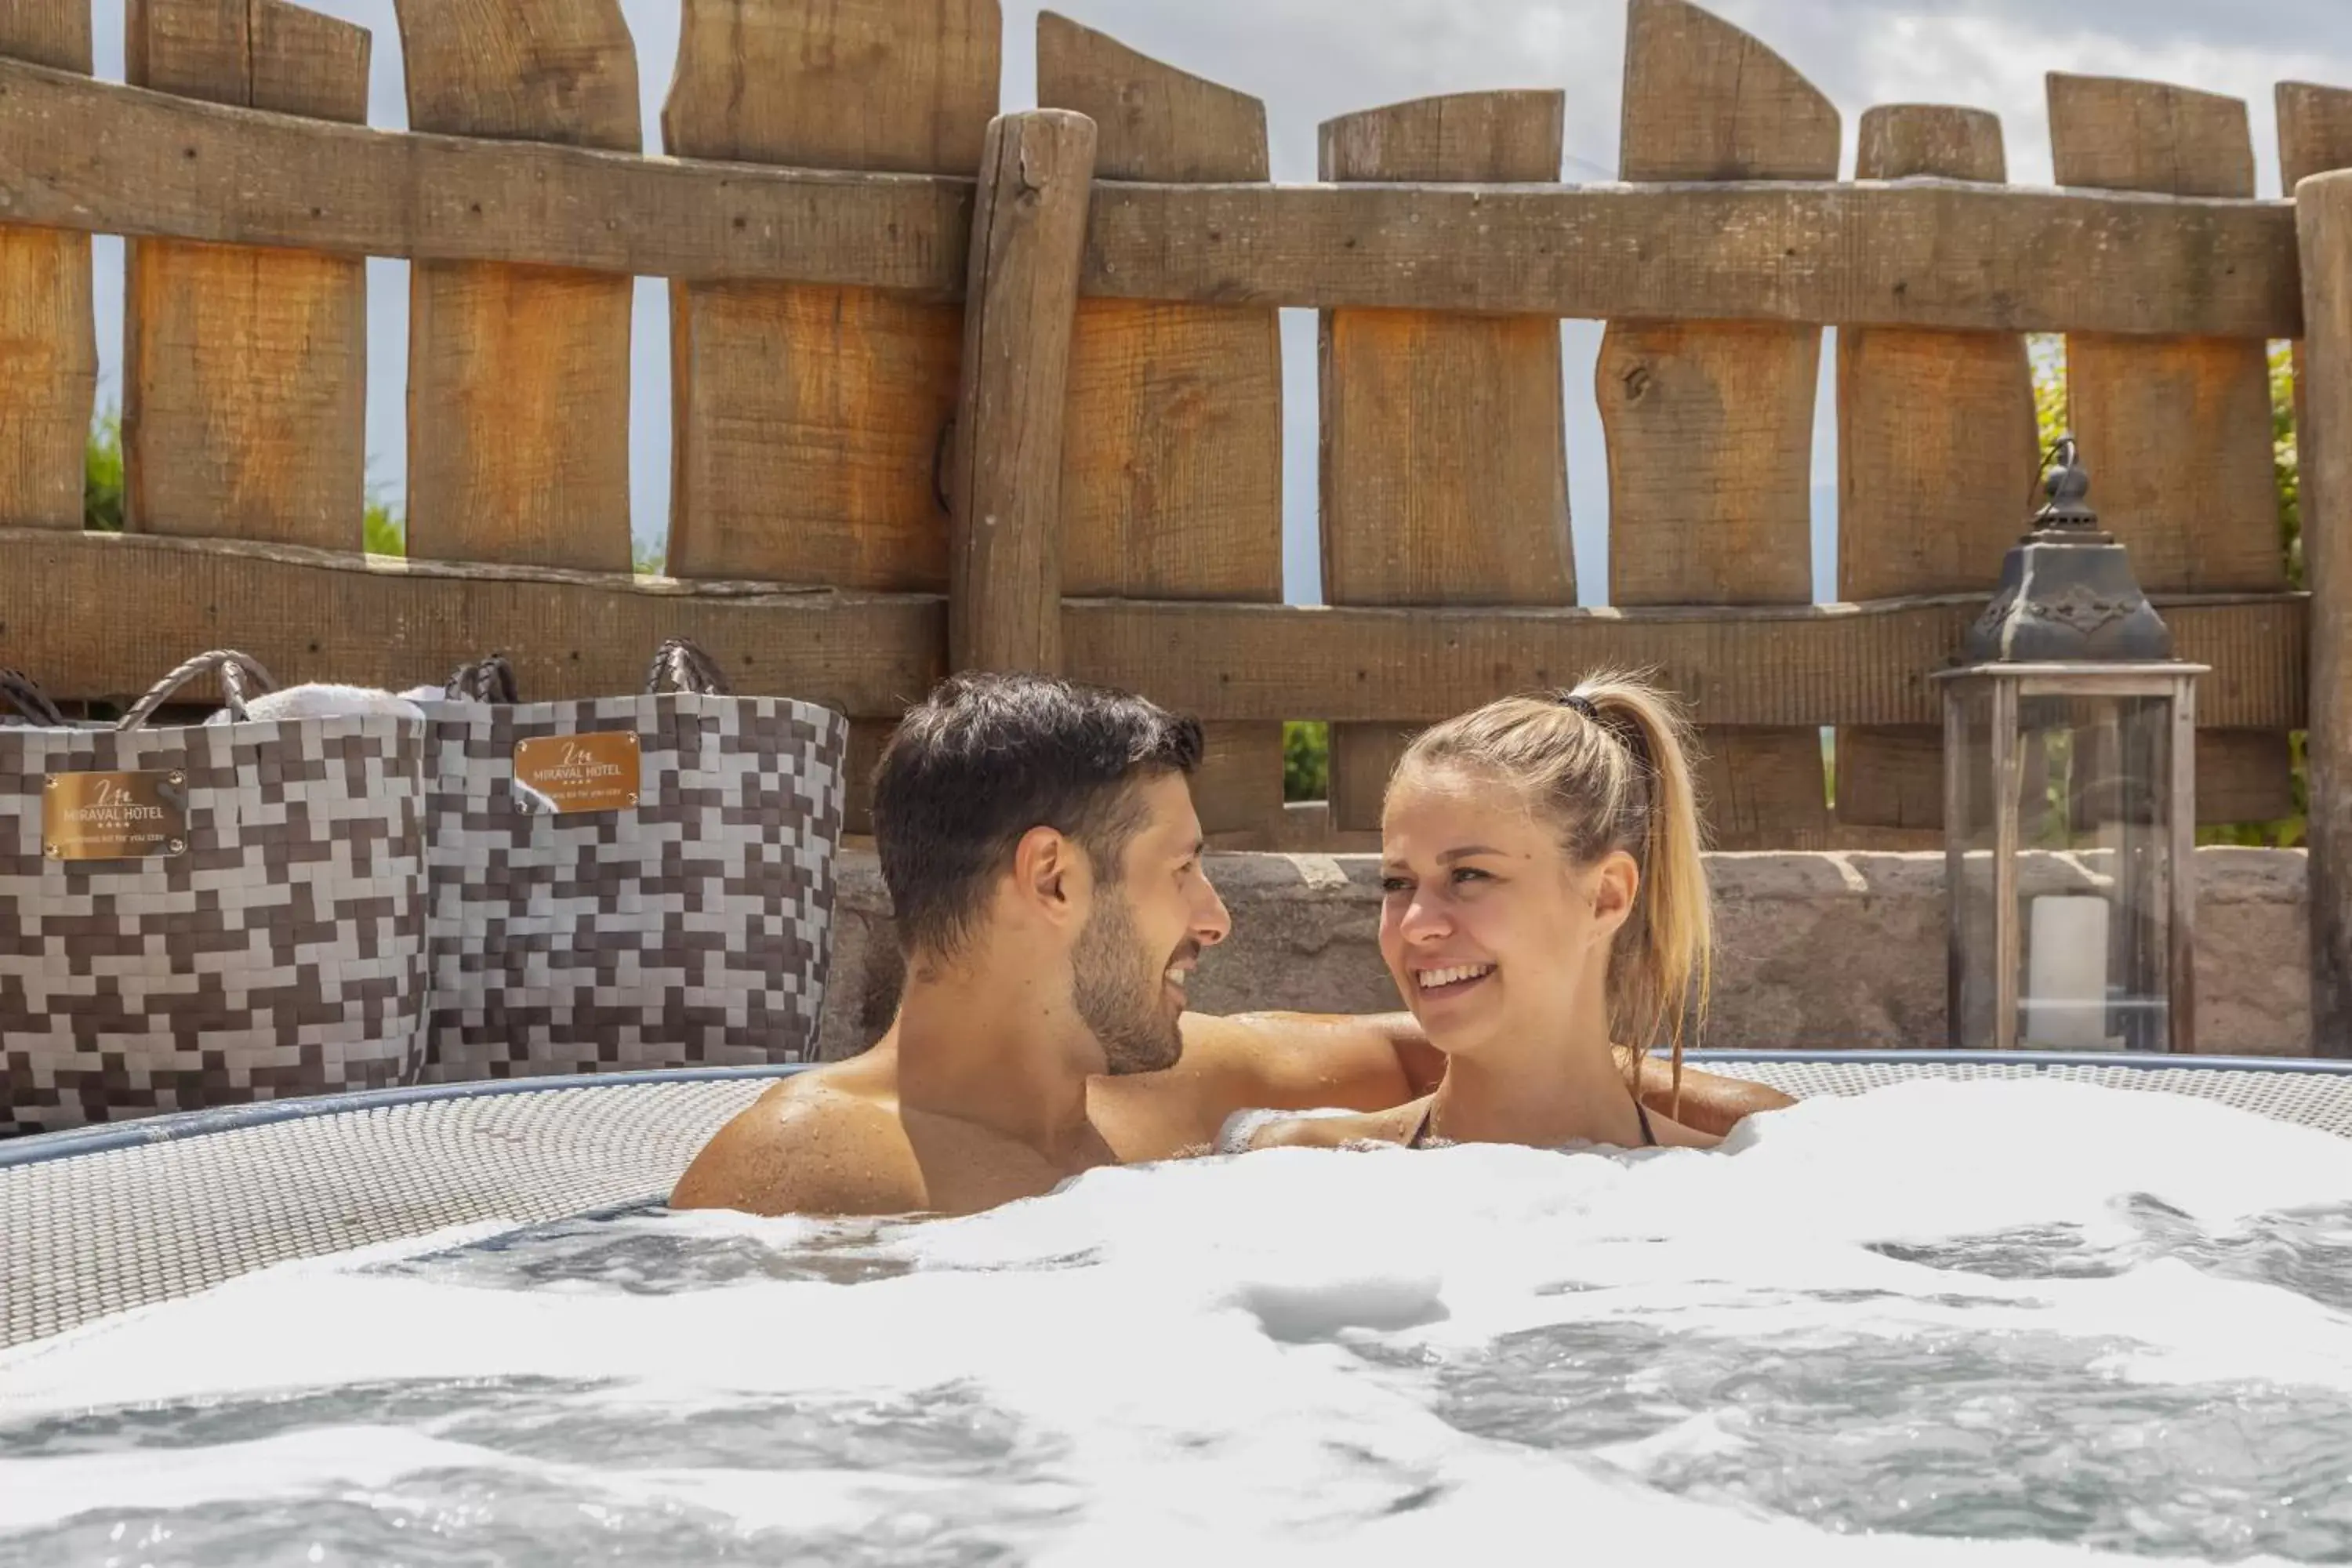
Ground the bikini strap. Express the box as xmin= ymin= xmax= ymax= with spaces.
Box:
xmin=1635 ymin=1099 xmax=1656 ymax=1148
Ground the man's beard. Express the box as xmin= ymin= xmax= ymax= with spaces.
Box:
xmin=1071 ymin=887 xmax=1187 ymax=1076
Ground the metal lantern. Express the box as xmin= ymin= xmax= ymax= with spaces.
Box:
xmin=1932 ymin=439 xmax=2205 ymax=1054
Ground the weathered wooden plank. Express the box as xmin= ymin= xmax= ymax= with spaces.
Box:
xmin=2195 ymin=742 xmax=2307 ymax=826
xmin=1317 ymin=89 xmax=1570 ymax=831
xmin=0 ymin=60 xmax=2307 ymax=337
xmin=2051 ymin=73 xmax=2295 ymax=823
xmin=2299 ymin=167 xmax=2352 ymax=1053
xmin=0 ymin=9 xmax=94 ymax=531
xmin=2052 ymin=76 xmax=2281 ymax=590
xmin=0 ymin=57 xmax=971 ymax=289
xmin=0 ymin=7 xmax=85 ymax=74
xmin=393 ymin=0 xmax=637 ymax=573
xmin=662 ymin=0 xmax=997 ymax=592
xmin=9 ymin=532 xmax=2291 ymax=746
xmin=666 ymin=0 xmax=996 ymax=177
xmin=1601 ymin=0 xmax=1835 ymax=848
xmin=948 ymin=111 xmax=1098 ymax=675
xmin=1617 ymin=0 xmax=1838 ymax=183
xmin=1834 ymin=105 xmax=2036 ymax=830
xmin=123 ymin=0 xmax=368 ymax=550
xmin=2054 ymin=75 xmax=2255 ymax=196
xmin=0 ymin=528 xmax=942 ymax=714
xmin=1083 ymin=179 xmax=2302 ymax=336
xmin=1039 ymin=13 xmax=1285 ymax=840
xmin=2281 ymin=83 xmax=2352 ymax=191
xmin=664 ymin=0 xmax=996 ymax=832
xmin=1058 ymin=593 xmax=2307 ymax=731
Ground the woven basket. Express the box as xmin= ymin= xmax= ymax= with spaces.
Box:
xmin=0 ymin=670 xmax=67 ymax=729
xmin=417 ymin=639 xmax=848 ymax=1081
xmin=0 ymin=652 xmax=430 ymax=1134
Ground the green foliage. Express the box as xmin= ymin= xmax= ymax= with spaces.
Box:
xmin=84 ymin=413 xmax=123 ymax=532
xmin=363 ymin=496 xmax=405 ymax=557
xmin=2030 ymin=337 xmax=2307 ymax=848
xmin=2028 ymin=335 xmax=2068 ymax=472
xmin=2274 ymin=340 xmax=2303 ymax=591
xmin=1283 ymin=720 xmax=1330 ymax=803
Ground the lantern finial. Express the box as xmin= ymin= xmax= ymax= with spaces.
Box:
xmin=2031 ymin=437 xmax=2099 ymax=533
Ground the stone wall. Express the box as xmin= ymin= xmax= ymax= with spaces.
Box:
xmin=811 ymin=848 xmax=2312 ymax=1059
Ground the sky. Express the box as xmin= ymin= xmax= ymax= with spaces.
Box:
xmin=82 ymin=0 xmax=2352 ymax=604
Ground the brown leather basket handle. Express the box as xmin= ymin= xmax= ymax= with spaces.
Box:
xmin=645 ymin=637 xmax=731 ymax=697
xmin=118 ymin=651 xmax=278 ymax=731
xmin=0 ymin=668 xmax=66 ymax=727
xmin=444 ymin=653 xmax=520 ymax=706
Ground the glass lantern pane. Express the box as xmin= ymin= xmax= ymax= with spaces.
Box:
xmin=1947 ymin=681 xmax=2000 ymax=1049
xmin=2016 ymin=692 xmax=2174 ymax=1052
xmin=1947 ymin=681 xmax=2178 ymax=1052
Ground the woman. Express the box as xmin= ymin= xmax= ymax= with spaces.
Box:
xmin=1235 ymin=676 xmax=1717 ymax=1153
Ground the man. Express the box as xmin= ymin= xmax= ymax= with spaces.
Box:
xmin=670 ymin=674 xmax=1790 ymax=1218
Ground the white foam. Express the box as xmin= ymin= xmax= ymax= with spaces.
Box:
xmin=3 ymin=1077 xmax=2348 ymax=1563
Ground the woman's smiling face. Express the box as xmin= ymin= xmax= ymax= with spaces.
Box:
xmin=1378 ymin=763 xmax=1636 ymax=1058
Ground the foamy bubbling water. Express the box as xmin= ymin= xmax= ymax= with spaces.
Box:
xmin=5 ymin=1078 xmax=2352 ymax=1566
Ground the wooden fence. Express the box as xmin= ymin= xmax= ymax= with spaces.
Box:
xmin=5 ymin=0 xmax=2352 ymax=1040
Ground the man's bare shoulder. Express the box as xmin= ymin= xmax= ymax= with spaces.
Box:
xmin=669 ymin=1062 xmax=928 ymax=1218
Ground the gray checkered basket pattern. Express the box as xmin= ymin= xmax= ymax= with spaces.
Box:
xmin=419 ymin=689 xmax=848 ymax=1080
xmin=0 ymin=699 xmax=429 ymax=1136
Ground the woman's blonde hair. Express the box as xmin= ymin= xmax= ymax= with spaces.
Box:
xmin=1390 ymin=673 xmax=1713 ymax=1095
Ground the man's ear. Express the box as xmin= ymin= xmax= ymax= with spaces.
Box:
xmin=1010 ymin=826 xmax=1088 ymax=930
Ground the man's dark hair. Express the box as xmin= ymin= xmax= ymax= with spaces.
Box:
xmin=873 ymin=673 xmax=1203 ymax=959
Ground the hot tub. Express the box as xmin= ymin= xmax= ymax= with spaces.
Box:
xmin=5 ymin=1051 xmax=2351 ymax=1564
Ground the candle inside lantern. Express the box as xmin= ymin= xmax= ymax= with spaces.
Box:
xmin=2025 ymin=894 xmax=2114 ymax=1049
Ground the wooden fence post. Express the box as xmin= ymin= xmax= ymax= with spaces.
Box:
xmin=124 ymin=0 xmax=369 ymax=549
xmin=2280 ymin=91 xmax=2352 ymax=1057
xmin=948 ymin=110 xmax=1098 ymax=674
xmin=2301 ymin=168 xmax=2352 ymax=1054
xmin=2280 ymin=84 xmax=2352 ymax=509
xmin=1040 ymin=14 xmax=1287 ymax=845
xmin=0 ymin=3 xmax=95 ymax=531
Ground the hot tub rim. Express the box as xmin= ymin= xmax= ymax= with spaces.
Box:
xmin=9 ymin=1047 xmax=2350 ymax=1171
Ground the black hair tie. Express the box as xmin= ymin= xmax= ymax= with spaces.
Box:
xmin=1559 ymin=688 xmax=1652 ymax=774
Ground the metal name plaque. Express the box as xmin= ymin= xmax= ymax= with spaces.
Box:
xmin=43 ymin=770 xmax=189 ymax=861
xmin=512 ymin=732 xmax=642 ymax=815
